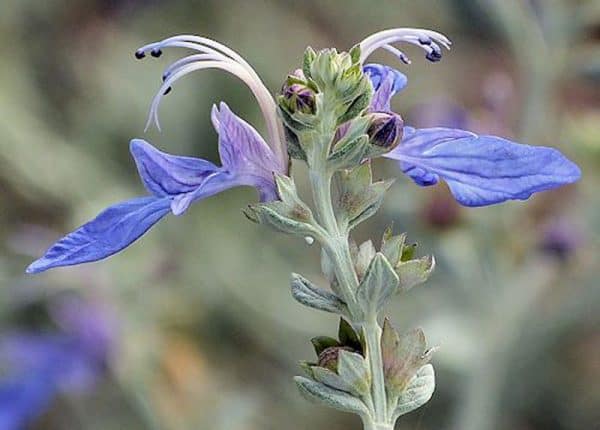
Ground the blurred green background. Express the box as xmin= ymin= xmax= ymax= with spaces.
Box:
xmin=0 ymin=0 xmax=598 ymax=429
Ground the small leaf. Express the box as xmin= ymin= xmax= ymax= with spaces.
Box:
xmin=246 ymin=174 xmax=319 ymax=237
xmin=392 ymin=364 xmax=436 ymax=420
xmin=338 ymin=318 xmax=362 ymax=351
xmin=290 ymin=273 xmax=348 ymax=315
xmin=294 ymin=376 xmax=370 ymax=416
xmin=312 ymin=366 xmax=357 ymax=395
xmin=381 ymin=228 xmax=406 ymax=268
xmin=333 ymin=162 xmax=394 ymax=231
xmin=356 ymin=253 xmax=399 ymax=316
xmin=337 ymin=350 xmax=371 ymax=396
xmin=381 ymin=320 xmax=434 ymax=397
xmin=396 ymin=256 xmax=435 ymax=292
xmin=311 ymin=336 xmax=341 ymax=356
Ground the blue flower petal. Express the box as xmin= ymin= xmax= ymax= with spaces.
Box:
xmin=211 ymin=102 xmax=280 ymax=176
xmin=363 ymin=64 xmax=407 ymax=111
xmin=26 ymin=196 xmax=172 ymax=273
xmin=385 ymin=127 xmax=581 ymax=207
xmin=130 ymin=139 xmax=220 ymax=197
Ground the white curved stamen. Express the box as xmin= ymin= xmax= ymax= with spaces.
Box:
xmin=359 ymin=28 xmax=451 ymax=64
xmin=136 ymin=36 xmax=287 ymax=169
xmin=161 ymin=53 xmax=228 ymax=80
xmin=381 ymin=44 xmax=411 ymax=64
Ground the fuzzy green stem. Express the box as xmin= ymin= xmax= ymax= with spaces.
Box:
xmin=364 ymin=317 xmax=388 ymax=423
xmin=307 ymin=145 xmax=390 ymax=429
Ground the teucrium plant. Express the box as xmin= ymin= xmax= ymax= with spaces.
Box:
xmin=27 ymin=27 xmax=580 ymax=430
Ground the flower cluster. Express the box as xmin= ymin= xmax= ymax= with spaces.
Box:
xmin=27 ymin=29 xmax=579 ymax=273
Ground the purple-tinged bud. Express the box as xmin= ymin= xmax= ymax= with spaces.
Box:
xmin=150 ymin=48 xmax=162 ymax=58
xmin=134 ymin=50 xmax=146 ymax=60
xmin=367 ymin=112 xmax=404 ymax=150
xmin=281 ymin=69 xmax=317 ymax=115
xmin=317 ymin=346 xmax=355 ymax=372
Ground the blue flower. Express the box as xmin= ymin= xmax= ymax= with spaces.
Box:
xmin=0 ymin=298 xmax=114 ymax=429
xmin=357 ymin=29 xmax=580 ymax=207
xmin=27 ymin=102 xmax=283 ymax=273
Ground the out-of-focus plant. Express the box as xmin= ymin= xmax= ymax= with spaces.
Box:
xmin=0 ymin=295 xmax=115 ymax=430
xmin=25 ymin=23 xmax=580 ymax=430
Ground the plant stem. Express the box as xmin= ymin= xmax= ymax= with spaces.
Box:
xmin=308 ymin=156 xmax=390 ymax=429
xmin=364 ymin=317 xmax=388 ymax=423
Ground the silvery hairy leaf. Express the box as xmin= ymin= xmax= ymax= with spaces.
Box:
xmin=290 ymin=273 xmax=348 ymax=315
xmin=311 ymin=366 xmax=358 ymax=395
xmin=396 ymin=256 xmax=435 ymax=292
xmin=246 ymin=174 xmax=320 ymax=237
xmin=294 ymin=376 xmax=370 ymax=416
xmin=356 ymin=253 xmax=399 ymax=316
xmin=392 ymin=364 xmax=435 ymax=420
xmin=337 ymin=350 xmax=371 ymax=396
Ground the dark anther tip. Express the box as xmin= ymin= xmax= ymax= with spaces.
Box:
xmin=163 ymin=87 xmax=172 ymax=95
xmin=418 ymin=36 xmax=432 ymax=45
xmin=150 ymin=49 xmax=162 ymax=58
xmin=426 ymin=50 xmax=442 ymax=62
xmin=134 ymin=50 xmax=146 ymax=59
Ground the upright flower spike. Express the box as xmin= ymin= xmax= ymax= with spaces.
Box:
xmin=27 ymin=102 xmax=284 ymax=273
xmin=356 ymin=28 xmax=581 ymax=206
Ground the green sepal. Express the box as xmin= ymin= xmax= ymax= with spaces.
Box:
xmin=328 ymin=116 xmax=371 ymax=170
xmin=337 ymin=91 xmax=371 ymax=125
xmin=311 ymin=336 xmax=341 ymax=356
xmin=333 ymin=162 xmax=394 ymax=231
xmin=356 ymin=253 xmax=399 ymax=316
xmin=349 ymin=44 xmax=361 ymax=64
xmin=311 ymin=366 xmax=357 ymax=395
xmin=397 ymin=256 xmax=435 ymax=292
xmin=401 ymin=243 xmax=417 ymax=262
xmin=355 ymin=240 xmax=376 ymax=281
xmin=337 ymin=350 xmax=371 ymax=396
xmin=290 ymin=273 xmax=348 ymax=315
xmin=380 ymin=227 xmax=435 ymax=291
xmin=392 ymin=364 xmax=436 ymax=420
xmin=381 ymin=318 xmax=435 ymax=398
xmin=381 ymin=227 xmax=407 ymax=267
xmin=245 ymin=174 xmax=320 ymax=237
xmin=284 ymin=127 xmax=307 ymax=161
xmin=294 ymin=376 xmax=370 ymax=416
xmin=338 ymin=317 xmax=362 ymax=351
xmin=303 ymin=46 xmax=317 ymax=79
xmin=298 ymin=360 xmax=317 ymax=378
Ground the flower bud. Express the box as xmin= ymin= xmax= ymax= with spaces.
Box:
xmin=281 ymin=69 xmax=317 ymax=115
xmin=317 ymin=346 xmax=355 ymax=372
xmin=367 ymin=112 xmax=404 ymax=150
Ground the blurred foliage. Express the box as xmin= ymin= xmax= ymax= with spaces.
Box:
xmin=0 ymin=0 xmax=598 ymax=429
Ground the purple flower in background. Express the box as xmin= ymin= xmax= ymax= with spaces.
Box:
xmin=27 ymin=35 xmax=287 ymax=274
xmin=0 ymin=298 xmax=114 ymax=429
xmin=358 ymin=30 xmax=581 ymax=207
